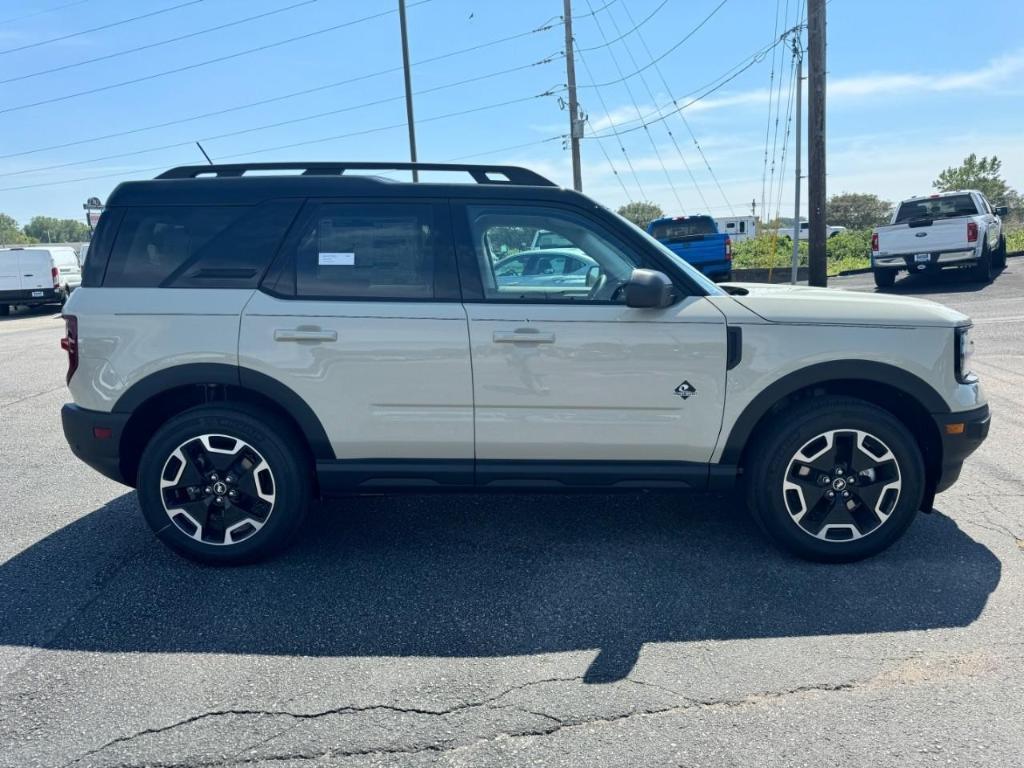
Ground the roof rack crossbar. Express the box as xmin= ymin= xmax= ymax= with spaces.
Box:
xmin=155 ymin=162 xmax=556 ymax=186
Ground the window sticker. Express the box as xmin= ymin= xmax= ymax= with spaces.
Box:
xmin=318 ymin=252 xmax=355 ymax=266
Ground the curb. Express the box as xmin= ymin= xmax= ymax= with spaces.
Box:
xmin=837 ymin=267 xmax=873 ymax=276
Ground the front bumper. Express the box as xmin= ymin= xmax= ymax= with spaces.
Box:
xmin=873 ymin=249 xmax=978 ymax=272
xmin=931 ymin=403 xmax=990 ymax=494
xmin=61 ymin=404 xmax=132 ymax=486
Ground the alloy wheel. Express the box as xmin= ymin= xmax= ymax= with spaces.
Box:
xmin=782 ymin=429 xmax=902 ymax=542
xmin=159 ymin=433 xmax=276 ymax=546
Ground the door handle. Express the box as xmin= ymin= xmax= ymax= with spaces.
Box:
xmin=493 ymin=328 xmax=555 ymax=344
xmin=273 ymin=328 xmax=338 ymax=342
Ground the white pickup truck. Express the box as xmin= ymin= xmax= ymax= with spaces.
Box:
xmin=871 ymin=190 xmax=1008 ymax=288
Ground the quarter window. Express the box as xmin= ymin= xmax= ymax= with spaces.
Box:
xmin=294 ymin=203 xmax=437 ymax=299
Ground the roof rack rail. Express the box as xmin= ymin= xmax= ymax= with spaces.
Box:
xmin=155 ymin=161 xmax=556 ymax=186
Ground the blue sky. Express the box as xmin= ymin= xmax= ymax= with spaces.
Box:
xmin=1 ymin=0 xmax=1022 ymax=224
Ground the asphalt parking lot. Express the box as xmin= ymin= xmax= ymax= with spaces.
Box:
xmin=1 ymin=265 xmax=1022 ymax=767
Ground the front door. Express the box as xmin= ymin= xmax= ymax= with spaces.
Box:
xmin=240 ymin=199 xmax=474 ymax=473
xmin=454 ymin=201 xmax=728 ymax=484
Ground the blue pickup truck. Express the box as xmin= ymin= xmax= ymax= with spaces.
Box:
xmin=647 ymin=215 xmax=732 ymax=281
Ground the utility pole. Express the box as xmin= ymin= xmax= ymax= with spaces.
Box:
xmin=751 ymin=198 xmax=757 ymax=217
xmin=790 ymin=39 xmax=803 ymax=285
xmin=806 ymin=0 xmax=827 ymax=286
xmin=398 ymin=0 xmax=418 ymax=182
xmin=563 ymin=0 xmax=582 ymax=191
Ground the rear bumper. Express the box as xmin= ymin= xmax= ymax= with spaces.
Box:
xmin=931 ymin=404 xmax=990 ymax=494
xmin=61 ymin=403 xmax=132 ymax=486
xmin=873 ymin=249 xmax=979 ymax=272
xmin=0 ymin=287 xmax=61 ymax=305
xmin=697 ymin=261 xmax=732 ymax=278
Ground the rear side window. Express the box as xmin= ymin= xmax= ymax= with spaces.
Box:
xmin=292 ymin=202 xmax=439 ymax=300
xmin=894 ymin=195 xmax=979 ymax=223
xmin=650 ymin=216 xmax=717 ymax=241
xmin=102 ymin=202 xmax=299 ymax=288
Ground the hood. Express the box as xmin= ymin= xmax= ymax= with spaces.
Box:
xmin=719 ymin=282 xmax=968 ymax=328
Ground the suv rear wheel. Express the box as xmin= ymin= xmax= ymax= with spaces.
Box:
xmin=746 ymin=397 xmax=925 ymax=562
xmin=873 ymin=268 xmax=896 ymax=289
xmin=137 ymin=404 xmax=311 ymax=564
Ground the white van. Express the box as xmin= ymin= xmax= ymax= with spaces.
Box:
xmin=0 ymin=246 xmax=81 ymax=316
xmin=715 ymin=216 xmax=757 ymax=242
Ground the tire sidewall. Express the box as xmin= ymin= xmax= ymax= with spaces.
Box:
xmin=748 ymin=399 xmax=925 ymax=562
xmin=137 ymin=405 xmax=310 ymax=564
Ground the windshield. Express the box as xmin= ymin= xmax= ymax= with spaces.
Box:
xmin=611 ymin=211 xmax=725 ymax=296
xmin=650 ymin=217 xmax=717 ymax=241
xmin=894 ymin=194 xmax=978 ymax=223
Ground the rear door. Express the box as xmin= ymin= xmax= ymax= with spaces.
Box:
xmin=240 ymin=198 xmax=474 ymax=477
xmin=17 ymin=250 xmax=51 ymax=292
xmin=0 ymin=251 xmax=21 ymax=292
xmin=454 ymin=200 xmax=727 ymax=484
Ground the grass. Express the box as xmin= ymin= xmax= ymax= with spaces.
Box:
xmin=732 ymin=228 xmax=872 ymax=276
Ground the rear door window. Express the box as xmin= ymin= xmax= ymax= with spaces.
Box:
xmin=291 ymin=202 xmax=444 ymax=300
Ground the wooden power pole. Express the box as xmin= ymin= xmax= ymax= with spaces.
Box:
xmin=806 ymin=0 xmax=827 ymax=286
xmin=398 ymin=0 xmax=419 ymax=182
xmin=563 ymin=0 xmax=583 ymax=191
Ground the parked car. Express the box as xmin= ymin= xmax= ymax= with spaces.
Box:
xmin=715 ymin=215 xmax=757 ymax=243
xmin=647 ymin=215 xmax=732 ymax=280
xmin=78 ymin=243 xmax=90 ymax=266
xmin=792 ymin=222 xmax=846 ymax=240
xmin=0 ymin=246 xmax=81 ymax=315
xmin=61 ymin=162 xmax=988 ymax=565
xmin=492 ymin=248 xmax=596 ymax=291
xmin=871 ymin=190 xmax=1007 ymax=288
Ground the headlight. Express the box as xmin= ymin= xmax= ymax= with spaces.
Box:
xmin=955 ymin=325 xmax=976 ymax=383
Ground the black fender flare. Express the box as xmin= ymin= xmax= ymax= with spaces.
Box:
xmin=718 ymin=360 xmax=949 ymax=464
xmin=113 ymin=362 xmax=334 ymax=460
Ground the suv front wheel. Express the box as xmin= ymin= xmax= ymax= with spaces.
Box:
xmin=137 ymin=404 xmax=311 ymax=564
xmin=746 ymin=397 xmax=925 ymax=562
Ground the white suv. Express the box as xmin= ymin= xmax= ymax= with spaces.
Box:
xmin=60 ymin=162 xmax=990 ymax=564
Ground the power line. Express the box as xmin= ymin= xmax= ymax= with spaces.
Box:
xmin=0 ymin=0 xmax=205 ymax=56
xmin=448 ymin=136 xmax=563 ymax=161
xmin=0 ymin=1 xmax=433 ymax=115
xmin=759 ymin=0 xmax=784 ymax=223
xmin=0 ymin=0 xmax=323 ymax=85
xmin=583 ymin=29 xmax=797 ymax=139
xmin=0 ymin=56 xmax=561 ymax=179
xmin=0 ymin=0 xmax=92 ymax=26
xmin=575 ymin=0 xmax=667 ymax=53
xmin=581 ymin=0 xmax=684 ymax=212
xmin=574 ymin=47 xmax=646 ymax=200
xmin=0 ymin=21 xmax=559 ymax=161
xmin=764 ymin=0 xmax=793 ymax=225
xmin=583 ymin=116 xmax=633 ymax=200
xmin=0 ymin=88 xmax=565 ymax=193
xmin=577 ymin=0 xmax=729 ymax=89
xmin=618 ymin=1 xmax=734 ymax=215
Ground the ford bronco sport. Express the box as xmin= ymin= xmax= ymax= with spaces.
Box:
xmin=60 ymin=162 xmax=990 ymax=564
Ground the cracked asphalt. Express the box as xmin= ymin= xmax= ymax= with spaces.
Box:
xmin=1 ymin=264 xmax=1023 ymax=767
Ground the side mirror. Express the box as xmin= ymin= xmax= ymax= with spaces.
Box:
xmin=995 ymin=205 xmax=1009 ymax=216
xmin=585 ymin=264 xmax=600 ymax=287
xmin=625 ymin=269 xmax=675 ymax=308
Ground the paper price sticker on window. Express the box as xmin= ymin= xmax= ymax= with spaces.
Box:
xmin=319 ymin=252 xmax=355 ymax=266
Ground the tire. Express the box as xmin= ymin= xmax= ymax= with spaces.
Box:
xmin=873 ymin=268 xmax=897 ymax=289
xmin=996 ymin=236 xmax=1007 ymax=269
xmin=969 ymin=243 xmax=994 ymax=283
xmin=745 ymin=396 xmax=925 ymax=563
xmin=136 ymin=403 xmax=312 ymax=564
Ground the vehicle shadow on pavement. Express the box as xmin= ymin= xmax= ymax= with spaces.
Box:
xmin=0 ymin=491 xmax=1000 ymax=684
xmin=875 ymin=265 xmax=1009 ymax=295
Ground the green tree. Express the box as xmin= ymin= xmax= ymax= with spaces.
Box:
xmin=0 ymin=213 xmax=36 ymax=246
xmin=22 ymin=216 xmax=91 ymax=243
xmin=933 ymin=154 xmax=1015 ymax=203
xmin=616 ymin=201 xmax=664 ymax=228
xmin=826 ymin=192 xmax=893 ymax=229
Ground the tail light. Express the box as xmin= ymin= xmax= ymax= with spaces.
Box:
xmin=725 ymin=236 xmax=732 ymax=261
xmin=871 ymin=232 xmax=879 ymax=252
xmin=51 ymin=266 xmax=60 ymax=287
xmin=967 ymin=221 xmax=978 ymax=243
xmin=61 ymin=315 xmax=78 ymax=384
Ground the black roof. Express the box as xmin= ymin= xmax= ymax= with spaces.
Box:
xmin=106 ymin=162 xmax=585 ymax=207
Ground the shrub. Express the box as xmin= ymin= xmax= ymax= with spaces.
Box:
xmin=731 ymin=228 xmax=872 ymax=276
